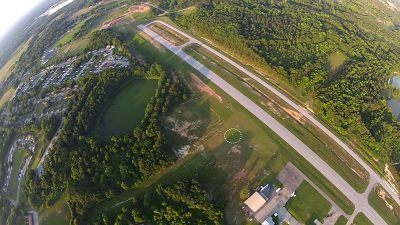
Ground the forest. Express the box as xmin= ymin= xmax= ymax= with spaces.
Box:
xmin=24 ymin=64 xmax=189 ymax=224
xmin=175 ymin=0 xmax=400 ymax=175
xmin=89 ymin=179 xmax=224 ymax=225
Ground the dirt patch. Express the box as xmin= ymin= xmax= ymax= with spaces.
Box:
xmin=165 ymin=116 xmax=201 ymax=141
xmin=377 ymin=186 xmax=394 ymax=210
xmin=191 ymin=74 xmax=223 ymax=103
xmin=282 ymin=107 xmax=306 ymax=124
xmin=101 ymin=4 xmax=149 ymax=29
xmin=384 ymin=163 xmax=400 ymax=192
xmin=0 ymin=89 xmax=15 ymax=108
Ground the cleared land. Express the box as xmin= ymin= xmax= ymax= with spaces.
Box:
xmin=7 ymin=148 xmax=26 ymax=200
xmin=286 ymin=181 xmax=332 ymax=224
xmin=183 ymin=43 xmax=369 ymax=193
xmin=39 ymin=198 xmax=70 ymax=225
xmin=149 ymin=22 xmax=189 ymax=46
xmin=97 ymin=79 xmax=157 ymax=136
xmin=334 ymin=215 xmax=348 ymax=225
xmin=353 ymin=212 xmax=374 ymax=225
xmin=369 ymin=184 xmax=400 ymax=225
xmin=0 ymin=88 xmax=15 ymax=108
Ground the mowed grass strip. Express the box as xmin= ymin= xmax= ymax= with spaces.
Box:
xmin=40 ymin=197 xmax=70 ymax=225
xmin=149 ymin=22 xmax=189 ymax=46
xmin=0 ymin=88 xmax=15 ymax=109
xmin=369 ymin=184 xmax=400 ymax=225
xmin=286 ymin=181 xmax=332 ymax=224
xmin=353 ymin=212 xmax=373 ymax=225
xmin=7 ymin=148 xmax=26 ymax=200
xmin=97 ymin=79 xmax=157 ymax=136
xmin=334 ymin=215 xmax=348 ymax=225
xmin=183 ymin=43 xmax=369 ymax=193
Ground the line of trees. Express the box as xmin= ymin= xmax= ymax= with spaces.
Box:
xmin=89 ymin=179 xmax=224 ymax=225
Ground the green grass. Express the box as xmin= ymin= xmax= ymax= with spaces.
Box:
xmin=39 ymin=197 xmax=70 ymax=225
xmin=7 ymin=148 xmax=26 ymax=200
xmin=353 ymin=213 xmax=373 ymax=225
xmin=0 ymin=88 xmax=15 ymax=109
xmin=286 ymin=181 xmax=332 ymax=224
xmin=224 ymin=128 xmax=242 ymax=144
xmin=334 ymin=215 xmax=348 ymax=225
xmin=327 ymin=51 xmax=347 ymax=72
xmin=369 ymin=184 xmax=400 ymax=225
xmin=57 ymin=19 xmax=88 ymax=46
xmin=149 ymin=22 xmax=189 ymax=46
xmin=96 ymin=79 xmax=157 ymax=136
xmin=183 ymin=43 xmax=369 ymax=193
xmin=0 ymin=37 xmax=31 ymax=82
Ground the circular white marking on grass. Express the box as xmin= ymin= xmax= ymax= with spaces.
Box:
xmin=224 ymin=128 xmax=242 ymax=144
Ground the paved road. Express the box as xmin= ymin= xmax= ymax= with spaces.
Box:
xmin=139 ymin=21 xmax=388 ymax=225
xmin=148 ymin=20 xmax=400 ymax=209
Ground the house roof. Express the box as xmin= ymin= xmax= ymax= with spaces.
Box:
xmin=244 ymin=192 xmax=267 ymax=212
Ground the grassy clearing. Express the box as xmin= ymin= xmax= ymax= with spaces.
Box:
xmin=0 ymin=37 xmax=31 ymax=82
xmin=31 ymin=133 xmax=47 ymax=169
xmin=286 ymin=181 xmax=332 ymax=224
xmin=0 ymin=88 xmax=15 ymax=109
xmin=7 ymin=148 xmax=26 ymax=200
xmin=183 ymin=43 xmax=369 ymax=193
xmin=96 ymin=79 xmax=157 ymax=136
xmin=39 ymin=197 xmax=70 ymax=225
xmin=369 ymin=184 xmax=400 ymax=225
xmin=327 ymin=51 xmax=347 ymax=72
xmin=335 ymin=215 xmax=348 ymax=225
xmin=149 ymin=22 xmax=190 ymax=46
xmin=83 ymin=25 xmax=355 ymax=225
xmin=353 ymin=213 xmax=373 ymax=225
xmin=57 ymin=19 xmax=88 ymax=46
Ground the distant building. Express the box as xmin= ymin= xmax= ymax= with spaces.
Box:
xmin=244 ymin=192 xmax=267 ymax=213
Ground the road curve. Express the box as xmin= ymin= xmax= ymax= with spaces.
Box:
xmin=138 ymin=22 xmax=387 ymax=225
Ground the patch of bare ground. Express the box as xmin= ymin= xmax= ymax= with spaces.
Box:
xmin=385 ymin=164 xmax=400 ymax=192
xmin=191 ymin=73 xmax=223 ymax=103
xmin=101 ymin=4 xmax=149 ymax=29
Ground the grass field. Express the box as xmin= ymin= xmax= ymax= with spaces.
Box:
xmin=97 ymin=79 xmax=157 ymax=136
xmin=353 ymin=212 xmax=373 ymax=225
xmin=286 ymin=181 xmax=332 ymax=224
xmin=0 ymin=88 xmax=15 ymax=109
xmin=369 ymin=184 xmax=400 ymax=225
xmin=149 ymin=22 xmax=190 ymax=46
xmin=183 ymin=43 xmax=369 ymax=193
xmin=335 ymin=215 xmax=348 ymax=225
xmin=57 ymin=18 xmax=89 ymax=46
xmin=0 ymin=37 xmax=31 ymax=82
xmin=39 ymin=197 xmax=70 ymax=225
xmin=327 ymin=51 xmax=347 ymax=72
xmin=81 ymin=22 xmax=357 ymax=225
xmin=7 ymin=148 xmax=26 ymax=200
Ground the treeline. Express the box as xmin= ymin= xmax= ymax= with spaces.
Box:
xmin=25 ymin=65 xmax=189 ymax=224
xmin=89 ymin=179 xmax=224 ymax=225
xmin=150 ymin=0 xmax=208 ymax=10
xmin=175 ymin=0 xmax=400 ymax=173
